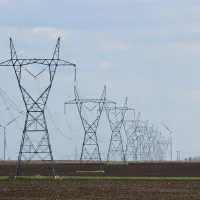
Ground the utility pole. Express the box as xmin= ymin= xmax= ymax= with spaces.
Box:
xmin=177 ymin=151 xmax=180 ymax=161
xmin=75 ymin=146 xmax=77 ymax=161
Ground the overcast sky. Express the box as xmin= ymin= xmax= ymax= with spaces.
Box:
xmin=0 ymin=0 xmax=200 ymax=161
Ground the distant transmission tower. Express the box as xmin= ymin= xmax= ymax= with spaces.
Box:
xmin=123 ymin=112 xmax=140 ymax=161
xmin=65 ymin=86 xmax=115 ymax=171
xmin=0 ymin=38 xmax=75 ymax=176
xmin=133 ymin=120 xmax=147 ymax=161
xmin=145 ymin=125 xmax=157 ymax=161
xmin=106 ymin=98 xmax=134 ymax=163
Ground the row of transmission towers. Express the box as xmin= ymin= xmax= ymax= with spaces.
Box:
xmin=0 ymin=38 xmax=172 ymax=176
xmin=65 ymin=84 xmax=171 ymax=171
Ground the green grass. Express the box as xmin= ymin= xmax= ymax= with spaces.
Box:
xmin=0 ymin=176 xmax=200 ymax=181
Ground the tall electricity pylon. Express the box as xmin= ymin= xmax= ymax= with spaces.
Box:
xmin=123 ymin=112 xmax=140 ymax=161
xmin=0 ymin=38 xmax=75 ymax=176
xmin=65 ymin=86 xmax=115 ymax=171
xmin=145 ymin=125 xmax=157 ymax=161
xmin=133 ymin=120 xmax=147 ymax=161
xmin=106 ymin=98 xmax=134 ymax=163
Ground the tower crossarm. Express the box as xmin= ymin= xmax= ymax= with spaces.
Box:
xmin=0 ymin=59 xmax=75 ymax=67
xmin=65 ymin=99 xmax=115 ymax=105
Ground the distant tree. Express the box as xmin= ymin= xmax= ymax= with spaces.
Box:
xmin=193 ymin=156 xmax=198 ymax=161
xmin=184 ymin=156 xmax=200 ymax=161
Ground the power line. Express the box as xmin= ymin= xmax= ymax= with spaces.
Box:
xmin=64 ymin=110 xmax=80 ymax=144
xmin=0 ymin=88 xmax=25 ymax=115
xmin=34 ymin=77 xmax=71 ymax=140
xmin=0 ymin=93 xmax=22 ymax=131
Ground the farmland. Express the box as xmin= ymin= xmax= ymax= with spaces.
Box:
xmin=0 ymin=161 xmax=200 ymax=199
xmin=1 ymin=161 xmax=200 ymax=177
xmin=0 ymin=179 xmax=200 ymax=199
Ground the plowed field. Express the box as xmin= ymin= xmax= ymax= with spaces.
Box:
xmin=1 ymin=161 xmax=200 ymax=177
xmin=0 ymin=179 xmax=200 ymax=200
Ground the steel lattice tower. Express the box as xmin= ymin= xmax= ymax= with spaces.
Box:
xmin=0 ymin=38 xmax=75 ymax=176
xmin=132 ymin=120 xmax=146 ymax=161
xmin=106 ymin=98 xmax=134 ymax=162
xmin=123 ymin=112 xmax=140 ymax=161
xmin=65 ymin=86 xmax=115 ymax=171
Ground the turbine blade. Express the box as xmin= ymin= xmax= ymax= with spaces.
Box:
xmin=171 ymin=128 xmax=183 ymax=133
xmin=160 ymin=121 xmax=171 ymax=132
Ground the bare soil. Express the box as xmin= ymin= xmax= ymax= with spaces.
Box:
xmin=1 ymin=161 xmax=200 ymax=177
xmin=0 ymin=179 xmax=200 ymax=200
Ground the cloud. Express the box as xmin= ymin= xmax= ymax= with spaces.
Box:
xmin=0 ymin=0 xmax=8 ymax=3
xmin=102 ymin=42 xmax=132 ymax=51
xmin=98 ymin=61 xmax=115 ymax=70
xmin=122 ymin=42 xmax=200 ymax=59
xmin=181 ymin=89 xmax=200 ymax=101
xmin=30 ymin=27 xmax=69 ymax=40
xmin=135 ymin=0 xmax=160 ymax=3
xmin=0 ymin=27 xmax=69 ymax=43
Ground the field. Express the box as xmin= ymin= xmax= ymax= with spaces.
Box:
xmin=0 ymin=161 xmax=200 ymax=199
xmin=1 ymin=161 xmax=200 ymax=177
xmin=0 ymin=179 xmax=200 ymax=199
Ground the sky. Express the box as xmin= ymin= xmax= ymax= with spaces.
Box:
xmin=0 ymin=0 xmax=200 ymax=161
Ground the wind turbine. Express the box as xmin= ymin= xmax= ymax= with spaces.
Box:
xmin=161 ymin=121 xmax=182 ymax=161
xmin=0 ymin=116 xmax=20 ymax=161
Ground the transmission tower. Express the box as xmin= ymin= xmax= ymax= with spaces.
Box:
xmin=65 ymin=86 xmax=115 ymax=171
xmin=133 ymin=122 xmax=164 ymax=161
xmin=155 ymin=134 xmax=168 ymax=161
xmin=145 ymin=125 xmax=157 ymax=161
xmin=138 ymin=122 xmax=155 ymax=161
xmin=0 ymin=38 xmax=75 ymax=176
xmin=106 ymin=98 xmax=134 ymax=163
xmin=123 ymin=112 xmax=140 ymax=161
xmin=133 ymin=120 xmax=147 ymax=161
